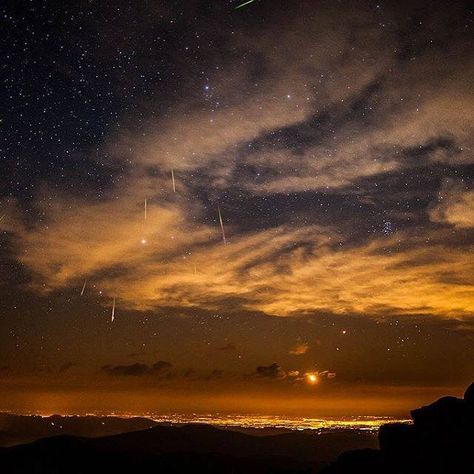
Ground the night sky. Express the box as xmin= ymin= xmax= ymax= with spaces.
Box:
xmin=0 ymin=0 xmax=473 ymax=417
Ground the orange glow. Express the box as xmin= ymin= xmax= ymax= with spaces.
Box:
xmin=306 ymin=373 xmax=318 ymax=385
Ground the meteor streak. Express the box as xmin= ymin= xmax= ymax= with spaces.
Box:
xmin=171 ymin=168 xmax=176 ymax=192
xmin=80 ymin=280 xmax=87 ymax=296
xmin=111 ymin=297 xmax=116 ymax=322
xmin=217 ymin=204 xmax=227 ymax=244
xmin=144 ymin=198 xmax=148 ymax=220
xmin=235 ymin=0 xmax=256 ymax=9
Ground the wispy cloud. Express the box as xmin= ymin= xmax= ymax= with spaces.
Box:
xmin=255 ymin=363 xmax=286 ymax=379
xmin=10 ymin=203 xmax=473 ymax=318
xmin=289 ymin=342 xmax=310 ymax=356
xmin=3 ymin=0 xmax=473 ymax=323
xmin=101 ymin=361 xmax=172 ymax=377
xmin=430 ymin=179 xmax=474 ymax=229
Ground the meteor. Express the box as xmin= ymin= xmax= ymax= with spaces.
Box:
xmin=144 ymin=198 xmax=148 ymax=220
xmin=80 ymin=280 xmax=87 ymax=296
xmin=217 ymin=204 xmax=227 ymax=244
xmin=111 ymin=297 xmax=116 ymax=322
xmin=235 ymin=0 xmax=256 ymax=9
xmin=171 ymin=168 xmax=176 ymax=192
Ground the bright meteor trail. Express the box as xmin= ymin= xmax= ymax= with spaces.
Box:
xmin=111 ymin=297 xmax=116 ymax=322
xmin=235 ymin=0 xmax=256 ymax=10
xmin=217 ymin=204 xmax=227 ymax=244
xmin=80 ymin=280 xmax=87 ymax=296
xmin=171 ymin=168 xmax=176 ymax=192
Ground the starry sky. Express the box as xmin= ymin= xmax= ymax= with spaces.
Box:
xmin=0 ymin=0 xmax=473 ymax=417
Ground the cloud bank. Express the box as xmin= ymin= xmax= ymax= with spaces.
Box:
xmin=2 ymin=0 xmax=473 ymax=321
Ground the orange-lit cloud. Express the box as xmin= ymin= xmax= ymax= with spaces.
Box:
xmin=9 ymin=201 xmax=473 ymax=319
xmin=289 ymin=342 xmax=310 ymax=356
xmin=430 ymin=179 xmax=474 ymax=229
xmin=2 ymin=2 xmax=473 ymax=324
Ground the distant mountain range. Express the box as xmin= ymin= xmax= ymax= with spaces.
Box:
xmin=0 ymin=415 xmax=376 ymax=473
xmin=0 ymin=413 xmax=160 ymax=447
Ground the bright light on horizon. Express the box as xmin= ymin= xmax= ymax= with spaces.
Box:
xmin=306 ymin=373 xmax=318 ymax=385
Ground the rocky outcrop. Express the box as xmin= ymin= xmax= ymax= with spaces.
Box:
xmin=324 ymin=382 xmax=474 ymax=473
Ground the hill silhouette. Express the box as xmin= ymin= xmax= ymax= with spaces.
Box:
xmin=0 ymin=413 xmax=159 ymax=447
xmin=324 ymin=382 xmax=474 ymax=473
xmin=0 ymin=422 xmax=376 ymax=473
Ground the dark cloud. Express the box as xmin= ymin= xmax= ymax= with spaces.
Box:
xmin=256 ymin=363 xmax=286 ymax=379
xmin=101 ymin=363 xmax=150 ymax=377
xmin=244 ymin=79 xmax=385 ymax=157
xmin=217 ymin=343 xmax=236 ymax=352
xmin=151 ymin=361 xmax=172 ymax=373
xmin=101 ymin=361 xmax=172 ymax=377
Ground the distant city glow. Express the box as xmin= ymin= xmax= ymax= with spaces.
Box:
xmin=27 ymin=412 xmax=411 ymax=432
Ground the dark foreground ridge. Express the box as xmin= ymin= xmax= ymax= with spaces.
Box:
xmin=324 ymin=382 xmax=474 ymax=473
xmin=0 ymin=422 xmax=375 ymax=473
xmin=0 ymin=413 xmax=160 ymax=447
xmin=0 ymin=384 xmax=472 ymax=473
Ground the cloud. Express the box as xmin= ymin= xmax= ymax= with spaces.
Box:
xmin=151 ymin=361 xmax=172 ymax=373
xmin=4 ymin=0 xmax=473 ymax=323
xmin=254 ymin=364 xmax=336 ymax=384
xmin=289 ymin=369 xmax=337 ymax=384
xmin=179 ymin=368 xmax=226 ymax=381
xmin=318 ymin=370 xmax=337 ymax=379
xmin=430 ymin=180 xmax=474 ymax=229
xmin=101 ymin=361 xmax=172 ymax=377
xmin=102 ymin=0 xmax=472 ymax=199
xmin=101 ymin=363 xmax=150 ymax=376
xmin=11 ymin=203 xmax=473 ymax=318
xmin=289 ymin=342 xmax=310 ymax=356
xmin=256 ymin=363 xmax=286 ymax=379
xmin=16 ymin=188 xmax=207 ymax=291
xmin=217 ymin=343 xmax=236 ymax=352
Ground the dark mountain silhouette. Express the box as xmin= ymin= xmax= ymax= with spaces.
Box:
xmin=0 ymin=413 xmax=159 ymax=446
xmin=0 ymin=421 xmax=376 ymax=473
xmin=324 ymin=382 xmax=474 ymax=473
